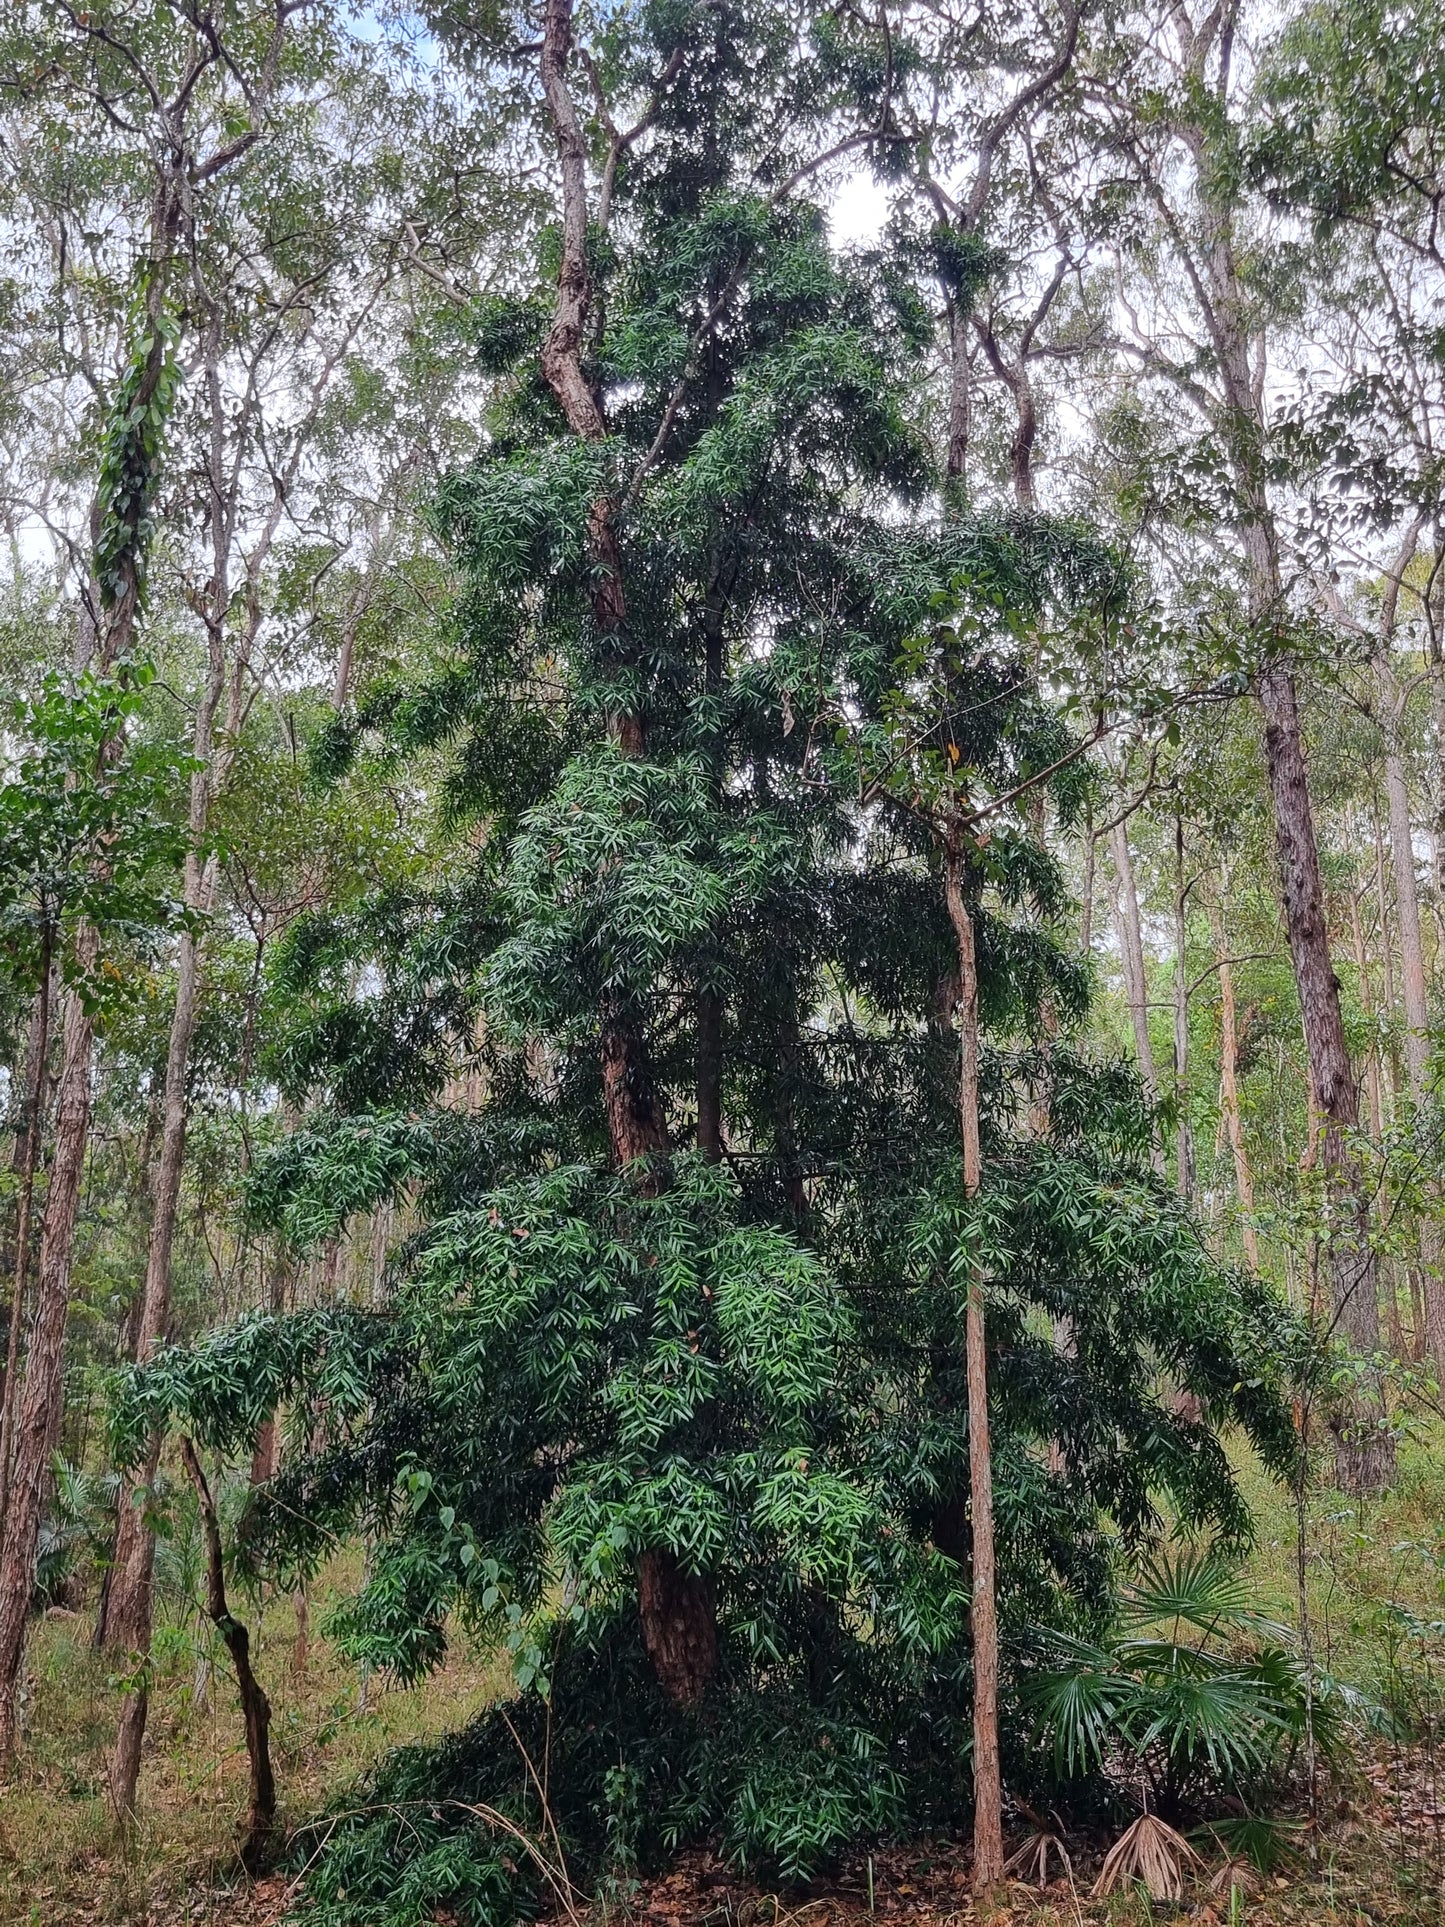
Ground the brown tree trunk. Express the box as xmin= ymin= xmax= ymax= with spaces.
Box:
xmin=637 ymin=1550 xmax=716 ymax=1705
xmin=942 ymin=835 xmax=1003 ymax=1896
xmin=0 ymin=942 xmax=52 ymax=1555
xmin=179 ymin=1437 xmax=276 ymax=1867
xmin=0 ymin=972 xmax=97 ymax=1760
xmin=1258 ymin=663 xmax=1389 ymax=1491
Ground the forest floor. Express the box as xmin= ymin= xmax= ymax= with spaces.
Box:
xmin=2 ymin=1432 xmax=1445 ymax=1926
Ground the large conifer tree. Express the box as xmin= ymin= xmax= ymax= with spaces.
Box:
xmin=117 ymin=2 xmax=1295 ymax=1914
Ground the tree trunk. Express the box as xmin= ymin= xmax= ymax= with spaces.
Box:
xmin=537 ymin=0 xmax=714 ymax=1704
xmin=637 ymin=1550 xmax=717 ymax=1706
xmin=1173 ymin=818 xmax=1194 ymax=1202
xmin=179 ymin=1437 xmax=276 ymax=1868
xmin=1257 ymin=662 xmax=1390 ymax=1490
xmin=1110 ymin=818 xmax=1157 ymax=1097
xmin=1213 ymin=904 xmax=1261 ymax=1274
xmin=0 ymin=972 xmax=97 ymax=1760
xmin=1380 ymin=688 xmax=1445 ymax=1381
xmin=942 ymin=835 xmax=1003 ymax=1896
xmin=0 ymin=941 xmax=52 ymax=1555
xmin=1348 ymin=884 xmax=1385 ymax=1143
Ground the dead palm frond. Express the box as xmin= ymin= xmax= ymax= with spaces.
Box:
xmin=1208 ymin=1856 xmax=1263 ymax=1897
xmin=1091 ymin=1813 xmax=1204 ymax=1901
xmin=1004 ymin=1829 xmax=1073 ymax=1889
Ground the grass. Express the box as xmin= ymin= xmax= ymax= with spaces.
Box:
xmin=0 ymin=1544 xmax=507 ymax=1925
xmin=3 ymin=1434 xmax=1445 ymax=1924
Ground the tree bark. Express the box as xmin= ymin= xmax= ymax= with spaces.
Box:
xmin=1258 ymin=665 xmax=1385 ymax=1406
xmin=1213 ymin=902 xmax=1261 ymax=1275
xmin=0 ymin=965 xmax=97 ymax=1760
xmin=179 ymin=1437 xmax=276 ymax=1868
xmin=1173 ymin=818 xmax=1194 ymax=1202
xmin=0 ymin=940 xmax=52 ymax=1556
xmin=942 ymin=835 xmax=1003 ymax=1896
xmin=1110 ymin=818 xmax=1157 ymax=1098
xmin=1379 ymin=681 xmax=1445 ymax=1381
xmin=637 ymin=1550 xmax=717 ymax=1706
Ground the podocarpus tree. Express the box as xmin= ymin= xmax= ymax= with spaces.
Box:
xmin=116 ymin=0 xmax=1296 ymax=1912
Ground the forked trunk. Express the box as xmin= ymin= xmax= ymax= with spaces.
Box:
xmin=180 ymin=1437 xmax=276 ymax=1868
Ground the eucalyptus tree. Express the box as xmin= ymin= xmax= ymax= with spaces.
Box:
xmin=1056 ymin=0 xmax=1401 ymax=1486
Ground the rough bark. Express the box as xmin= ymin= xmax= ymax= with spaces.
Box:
xmin=180 ymin=1437 xmax=276 ymax=1867
xmin=0 ymin=967 xmax=97 ymax=1760
xmin=637 ymin=1550 xmax=717 ymax=1706
xmin=942 ymin=836 xmax=1003 ymax=1895
xmin=1259 ymin=665 xmax=1382 ymax=1355
xmin=0 ymin=945 xmax=51 ymax=1556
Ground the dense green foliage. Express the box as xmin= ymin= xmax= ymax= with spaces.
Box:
xmin=108 ymin=7 xmax=1302 ymax=1917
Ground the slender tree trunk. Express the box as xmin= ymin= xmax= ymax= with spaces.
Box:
xmin=1213 ymin=903 xmax=1261 ymax=1274
xmin=0 ymin=941 xmax=52 ymax=1555
xmin=1257 ymin=662 xmax=1389 ymax=1489
xmin=1173 ymin=819 xmax=1194 ymax=1202
xmin=0 ymin=968 xmax=97 ymax=1759
xmin=1379 ymin=686 xmax=1445 ymax=1380
xmin=179 ymin=1437 xmax=276 ymax=1868
xmin=943 ymin=834 xmax=1003 ymax=1895
xmin=1349 ymin=885 xmax=1385 ymax=1143
xmin=1110 ymin=818 xmax=1157 ymax=1096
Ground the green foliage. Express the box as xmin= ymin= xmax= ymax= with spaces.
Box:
xmin=93 ymin=268 xmax=182 ymax=621
xmin=110 ymin=4 xmax=1304 ymax=1916
xmin=0 ymin=664 xmax=194 ymax=1011
xmin=1027 ymin=1545 xmax=1344 ymax=1817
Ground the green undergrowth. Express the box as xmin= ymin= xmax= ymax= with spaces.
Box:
xmin=7 ymin=1431 xmax=1445 ymax=1924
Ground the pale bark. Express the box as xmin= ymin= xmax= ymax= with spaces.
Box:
xmin=1110 ymin=818 xmax=1157 ymax=1097
xmin=943 ymin=836 xmax=1003 ymax=1895
xmin=1348 ymin=885 xmax=1385 ymax=1143
xmin=1213 ymin=906 xmax=1261 ymax=1275
xmin=1130 ymin=0 xmax=1389 ymax=1486
xmin=1173 ymin=819 xmax=1194 ymax=1202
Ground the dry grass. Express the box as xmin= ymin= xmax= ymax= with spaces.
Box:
xmin=0 ymin=1548 xmax=507 ymax=1925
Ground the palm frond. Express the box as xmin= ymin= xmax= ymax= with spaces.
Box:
xmin=1092 ymin=1814 xmax=1203 ymax=1901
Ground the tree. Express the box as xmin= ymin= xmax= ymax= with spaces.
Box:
xmin=115 ymin=3 xmax=1296 ymax=1913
